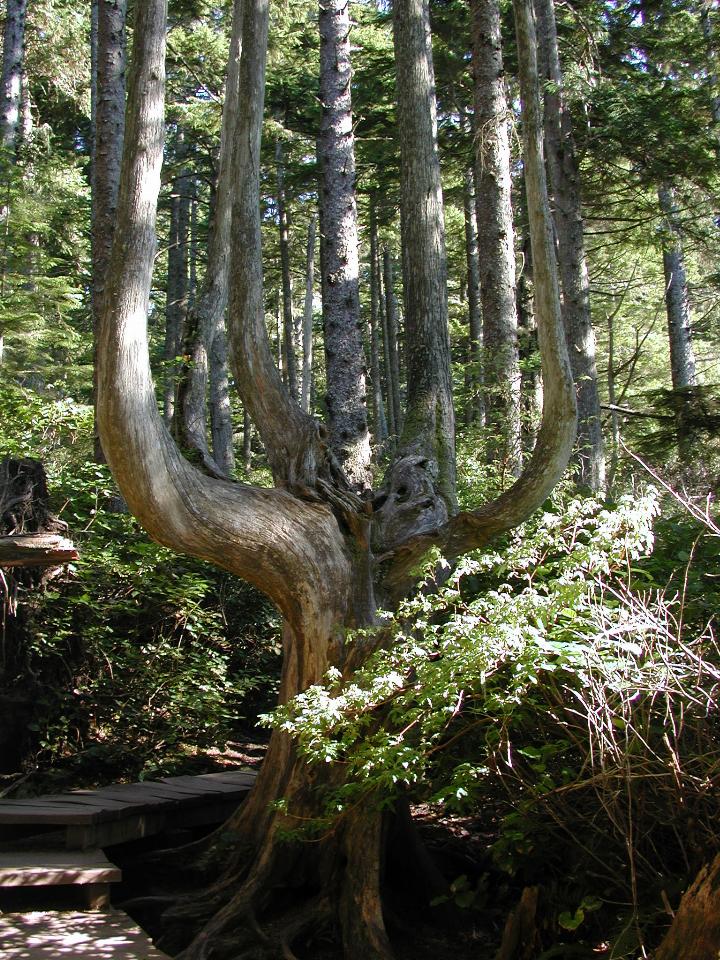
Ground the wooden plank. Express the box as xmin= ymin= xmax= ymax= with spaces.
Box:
xmin=0 ymin=910 xmax=170 ymax=959
xmin=40 ymin=795 xmax=134 ymax=815
xmin=95 ymin=782 xmax=209 ymax=800
xmin=0 ymin=849 xmax=121 ymax=887
xmin=80 ymin=787 xmax=180 ymax=809
xmin=159 ymin=774 xmax=254 ymax=794
xmin=0 ymin=806 xmax=99 ymax=826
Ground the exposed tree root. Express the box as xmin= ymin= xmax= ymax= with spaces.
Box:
xmin=154 ymin=774 xmax=398 ymax=960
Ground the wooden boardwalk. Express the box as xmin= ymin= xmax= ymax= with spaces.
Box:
xmin=0 ymin=770 xmax=257 ymax=957
xmin=0 ymin=770 xmax=257 ymax=849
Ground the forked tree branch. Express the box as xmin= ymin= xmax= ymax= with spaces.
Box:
xmin=382 ymin=0 xmax=577 ymax=593
xmin=226 ymin=0 xmax=327 ymax=492
xmin=96 ymin=0 xmax=352 ymax=628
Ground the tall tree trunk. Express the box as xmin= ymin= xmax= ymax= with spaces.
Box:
xmin=209 ymin=324 xmax=235 ymax=478
xmin=470 ymin=0 xmax=522 ymax=475
xmin=163 ymin=170 xmax=190 ymax=425
xmin=607 ymin=301 xmax=621 ymax=492
xmin=0 ymin=0 xmax=28 ymax=153
xmin=463 ymin=168 xmax=485 ymax=427
xmin=381 ymin=247 xmax=397 ymax=444
xmin=18 ymin=67 xmax=31 ymax=149
xmin=535 ymin=0 xmax=605 ymax=493
xmin=382 ymin=247 xmax=402 ymax=440
xmin=658 ymin=183 xmax=697 ymax=391
xmin=276 ymin=138 xmax=298 ymax=400
xmin=301 ymin=215 xmax=316 ymax=414
xmin=318 ymin=0 xmax=371 ymax=488
xmin=242 ymin=406 xmax=252 ymax=473
xmin=393 ymin=0 xmax=455 ymax=511
xmin=517 ymin=219 xmax=543 ymax=453
xmin=369 ymin=200 xmax=388 ymax=446
xmin=91 ymin=0 xmax=127 ymax=462
xmin=174 ymin=0 xmax=244 ymax=477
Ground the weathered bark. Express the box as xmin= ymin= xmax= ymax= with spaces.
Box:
xmin=369 ymin=200 xmax=388 ymax=446
xmin=382 ymin=247 xmax=402 ymax=440
xmin=0 ymin=0 xmax=26 ymax=370
xmin=318 ymin=0 xmax=371 ymax=488
xmin=380 ymin=253 xmax=397 ymax=443
xmin=174 ymin=0 xmax=244 ymax=477
xmin=0 ymin=0 xmax=28 ymax=152
xmin=463 ymin=168 xmax=485 ymax=426
xmin=18 ymin=67 xmax=31 ymax=149
xmin=470 ymin=0 xmax=522 ymax=474
xmin=535 ymin=0 xmax=605 ymax=493
xmin=301 ymin=215 xmax=316 ymax=414
xmin=92 ymin=0 xmax=126 ymax=325
xmin=393 ymin=0 xmax=456 ymax=511
xmin=495 ymin=886 xmax=540 ymax=960
xmin=654 ymin=854 xmax=720 ymax=960
xmin=276 ymin=138 xmax=298 ymax=400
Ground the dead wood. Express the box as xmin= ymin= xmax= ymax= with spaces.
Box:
xmin=495 ymin=886 xmax=540 ymax=960
xmin=654 ymin=854 xmax=720 ymax=960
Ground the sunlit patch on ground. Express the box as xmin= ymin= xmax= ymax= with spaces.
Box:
xmin=0 ymin=910 xmax=169 ymax=959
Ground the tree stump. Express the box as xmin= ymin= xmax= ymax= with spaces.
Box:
xmin=0 ymin=458 xmax=77 ymax=770
xmin=654 ymin=855 xmax=720 ymax=960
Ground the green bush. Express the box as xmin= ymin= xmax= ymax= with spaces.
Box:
xmin=0 ymin=382 xmax=281 ymax=784
xmin=268 ymin=488 xmax=720 ymax=952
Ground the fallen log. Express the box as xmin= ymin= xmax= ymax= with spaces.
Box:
xmin=0 ymin=534 xmax=78 ymax=568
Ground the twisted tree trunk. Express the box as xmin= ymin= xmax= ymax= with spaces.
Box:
xmin=96 ymin=1 xmax=576 ymax=957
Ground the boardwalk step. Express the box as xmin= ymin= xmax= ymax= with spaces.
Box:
xmin=0 ymin=849 xmax=121 ymax=887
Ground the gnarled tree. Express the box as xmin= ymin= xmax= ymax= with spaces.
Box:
xmin=96 ymin=0 xmax=576 ymax=957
